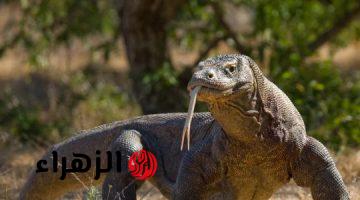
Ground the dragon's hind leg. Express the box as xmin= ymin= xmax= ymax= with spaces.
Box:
xmin=102 ymin=130 xmax=145 ymax=200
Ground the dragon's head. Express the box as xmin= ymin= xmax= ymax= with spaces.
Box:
xmin=180 ymin=54 xmax=265 ymax=150
xmin=188 ymin=54 xmax=257 ymax=104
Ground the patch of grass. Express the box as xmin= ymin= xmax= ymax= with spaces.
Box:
xmin=86 ymin=186 xmax=101 ymax=200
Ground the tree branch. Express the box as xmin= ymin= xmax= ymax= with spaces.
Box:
xmin=308 ymin=3 xmax=360 ymax=52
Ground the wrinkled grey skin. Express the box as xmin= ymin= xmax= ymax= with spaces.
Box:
xmin=20 ymin=54 xmax=349 ymax=200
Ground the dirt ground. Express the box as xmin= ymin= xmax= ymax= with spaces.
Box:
xmin=0 ymin=140 xmax=359 ymax=200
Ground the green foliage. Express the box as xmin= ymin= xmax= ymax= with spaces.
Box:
xmin=2 ymin=0 xmax=118 ymax=66
xmin=0 ymin=88 xmax=69 ymax=143
xmin=0 ymin=67 xmax=140 ymax=144
xmin=86 ymin=186 xmax=101 ymax=200
xmin=237 ymin=0 xmax=360 ymax=70
xmin=70 ymin=69 xmax=141 ymax=128
xmin=169 ymin=0 xmax=224 ymax=50
xmin=142 ymin=62 xmax=179 ymax=90
xmin=276 ymin=61 xmax=360 ymax=150
xmin=141 ymin=62 xmax=188 ymax=112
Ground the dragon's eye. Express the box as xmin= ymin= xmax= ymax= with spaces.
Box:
xmin=228 ymin=65 xmax=236 ymax=73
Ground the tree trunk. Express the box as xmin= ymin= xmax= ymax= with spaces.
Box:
xmin=116 ymin=0 xmax=187 ymax=114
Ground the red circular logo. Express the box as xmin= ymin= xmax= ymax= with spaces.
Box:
xmin=128 ymin=149 xmax=158 ymax=180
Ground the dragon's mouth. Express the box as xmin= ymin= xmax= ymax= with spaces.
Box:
xmin=187 ymin=81 xmax=252 ymax=99
xmin=187 ymin=81 xmax=234 ymax=93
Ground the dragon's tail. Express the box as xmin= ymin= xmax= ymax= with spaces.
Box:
xmin=20 ymin=122 xmax=125 ymax=200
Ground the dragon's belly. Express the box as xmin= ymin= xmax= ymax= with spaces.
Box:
xmin=210 ymin=140 xmax=291 ymax=199
xmin=224 ymin=159 xmax=290 ymax=200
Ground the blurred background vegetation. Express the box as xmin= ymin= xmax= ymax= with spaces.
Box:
xmin=0 ymin=0 xmax=359 ymax=151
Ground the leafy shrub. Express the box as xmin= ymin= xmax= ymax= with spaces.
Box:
xmin=275 ymin=61 xmax=360 ymax=150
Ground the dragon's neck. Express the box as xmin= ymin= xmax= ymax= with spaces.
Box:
xmin=208 ymin=88 xmax=264 ymax=142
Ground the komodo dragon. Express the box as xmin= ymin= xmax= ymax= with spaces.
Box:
xmin=20 ymin=54 xmax=349 ymax=200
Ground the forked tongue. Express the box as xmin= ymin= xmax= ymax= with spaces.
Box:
xmin=180 ymin=86 xmax=202 ymax=151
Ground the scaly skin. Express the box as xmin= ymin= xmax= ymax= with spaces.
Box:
xmin=20 ymin=54 xmax=349 ymax=200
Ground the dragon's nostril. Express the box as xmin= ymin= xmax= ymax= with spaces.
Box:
xmin=208 ymin=72 xmax=214 ymax=79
